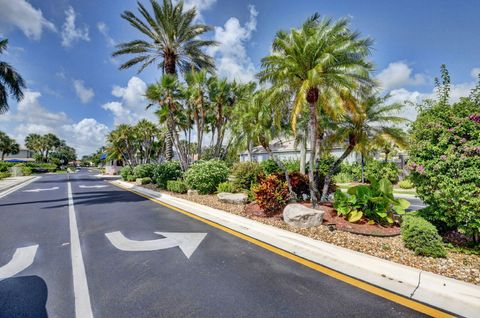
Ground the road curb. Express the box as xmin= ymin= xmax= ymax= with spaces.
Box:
xmin=0 ymin=176 xmax=40 ymax=199
xmin=112 ymin=180 xmax=479 ymax=318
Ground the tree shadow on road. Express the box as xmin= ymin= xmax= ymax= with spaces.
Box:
xmin=0 ymin=275 xmax=48 ymax=318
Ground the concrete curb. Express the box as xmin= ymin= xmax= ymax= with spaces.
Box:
xmin=113 ymin=180 xmax=480 ymax=318
xmin=0 ymin=176 xmax=40 ymax=199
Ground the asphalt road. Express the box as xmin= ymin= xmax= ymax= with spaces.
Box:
xmin=0 ymin=169 xmax=430 ymax=317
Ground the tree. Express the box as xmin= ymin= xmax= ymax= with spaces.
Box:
xmin=134 ymin=119 xmax=160 ymax=163
xmin=107 ymin=124 xmax=138 ymax=166
xmin=25 ymin=133 xmax=44 ymax=160
xmin=43 ymin=133 xmax=61 ymax=162
xmin=259 ymin=14 xmax=374 ymax=207
xmin=0 ymin=131 xmax=19 ymax=160
xmin=0 ymin=38 xmax=26 ymax=114
xmin=112 ymin=0 xmax=216 ymax=75
xmin=320 ymin=94 xmax=408 ymax=201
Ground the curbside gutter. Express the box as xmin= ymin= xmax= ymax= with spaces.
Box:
xmin=112 ymin=180 xmax=479 ymax=318
xmin=0 ymin=176 xmax=40 ymax=199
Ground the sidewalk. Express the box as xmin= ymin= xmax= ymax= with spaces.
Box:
xmin=0 ymin=176 xmax=39 ymax=198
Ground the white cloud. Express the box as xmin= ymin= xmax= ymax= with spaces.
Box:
xmin=102 ymin=76 xmax=155 ymax=126
xmin=0 ymin=0 xmax=56 ymax=40
xmin=207 ymin=5 xmax=258 ymax=83
xmin=62 ymin=118 xmax=109 ymax=156
xmin=183 ymin=0 xmax=216 ymax=21
xmin=376 ymin=61 xmax=427 ymax=91
xmin=97 ymin=22 xmax=115 ymax=47
xmin=471 ymin=67 xmax=480 ymax=79
xmin=61 ymin=6 xmax=90 ymax=47
xmin=0 ymin=90 xmax=109 ymax=156
xmin=73 ymin=80 xmax=95 ymax=103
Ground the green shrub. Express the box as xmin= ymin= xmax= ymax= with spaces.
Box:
xmin=120 ymin=166 xmax=133 ymax=180
xmin=409 ymin=100 xmax=480 ymax=239
xmin=133 ymin=164 xmax=155 ymax=179
xmin=398 ymin=179 xmax=414 ymax=189
xmin=284 ymin=159 xmax=300 ymax=173
xmin=14 ymin=163 xmax=32 ymax=176
xmin=339 ymin=162 xmax=362 ymax=182
xmin=333 ymin=172 xmax=352 ymax=183
xmin=0 ymin=162 xmax=15 ymax=172
xmin=153 ymin=161 xmax=183 ymax=189
xmin=217 ymin=181 xmax=239 ymax=193
xmin=365 ymin=161 xmax=400 ymax=184
xmin=126 ymin=174 xmax=137 ymax=182
xmin=401 ymin=215 xmax=447 ymax=258
xmin=260 ymin=158 xmax=282 ymax=175
xmin=0 ymin=171 xmax=10 ymax=179
xmin=184 ymin=160 xmax=229 ymax=194
xmin=138 ymin=177 xmax=152 ymax=185
xmin=231 ymin=162 xmax=263 ymax=190
xmin=166 ymin=180 xmax=188 ymax=193
xmin=315 ymin=154 xmax=336 ymax=175
xmin=333 ymin=178 xmax=410 ymax=224
xmin=253 ymin=174 xmax=290 ymax=217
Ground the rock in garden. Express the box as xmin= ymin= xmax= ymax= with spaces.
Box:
xmin=217 ymin=192 xmax=248 ymax=204
xmin=283 ymin=204 xmax=324 ymax=228
xmin=187 ymin=189 xmax=199 ymax=196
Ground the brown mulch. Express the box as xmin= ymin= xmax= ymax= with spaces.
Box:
xmin=139 ymin=185 xmax=480 ymax=285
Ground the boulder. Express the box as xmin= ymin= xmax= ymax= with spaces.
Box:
xmin=187 ymin=189 xmax=199 ymax=196
xmin=283 ymin=204 xmax=324 ymax=228
xmin=217 ymin=192 xmax=248 ymax=204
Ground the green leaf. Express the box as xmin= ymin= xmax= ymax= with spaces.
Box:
xmin=379 ymin=178 xmax=393 ymax=196
xmin=396 ymin=198 xmax=411 ymax=209
xmin=348 ymin=210 xmax=363 ymax=223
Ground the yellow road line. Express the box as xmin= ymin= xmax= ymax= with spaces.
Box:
xmin=111 ymin=181 xmax=454 ymax=318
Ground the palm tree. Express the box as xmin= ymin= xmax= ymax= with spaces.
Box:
xmin=112 ymin=0 xmax=217 ymax=75
xmin=0 ymin=132 xmax=19 ymax=160
xmin=258 ymin=14 xmax=374 ymax=208
xmin=25 ymin=133 xmax=44 ymax=160
xmin=134 ymin=119 xmax=160 ymax=163
xmin=0 ymin=38 xmax=26 ymax=114
xmin=107 ymin=124 xmax=138 ymax=166
xmin=319 ymin=94 xmax=409 ymax=201
xmin=43 ymin=133 xmax=61 ymax=162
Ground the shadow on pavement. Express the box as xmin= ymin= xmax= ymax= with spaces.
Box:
xmin=0 ymin=275 xmax=48 ymax=318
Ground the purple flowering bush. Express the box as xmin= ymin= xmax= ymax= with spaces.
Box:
xmin=409 ymin=100 xmax=480 ymax=241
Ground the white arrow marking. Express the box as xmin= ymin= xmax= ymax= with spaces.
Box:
xmin=105 ymin=231 xmax=207 ymax=259
xmin=23 ymin=186 xmax=59 ymax=193
xmin=79 ymin=185 xmax=108 ymax=189
xmin=0 ymin=245 xmax=38 ymax=281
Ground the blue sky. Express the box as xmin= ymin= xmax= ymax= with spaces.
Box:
xmin=0 ymin=0 xmax=479 ymax=156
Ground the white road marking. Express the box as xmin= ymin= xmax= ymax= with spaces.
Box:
xmin=0 ymin=176 xmax=40 ymax=199
xmin=67 ymin=181 xmax=93 ymax=318
xmin=105 ymin=231 xmax=207 ymax=259
xmin=0 ymin=245 xmax=38 ymax=281
xmin=79 ymin=185 xmax=108 ymax=189
xmin=23 ymin=186 xmax=59 ymax=193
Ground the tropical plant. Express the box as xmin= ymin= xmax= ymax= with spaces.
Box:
xmin=166 ymin=179 xmax=188 ymax=193
xmin=253 ymin=174 xmax=290 ymax=217
xmin=231 ymin=161 xmax=263 ymax=190
xmin=398 ymin=179 xmax=414 ymax=189
xmin=184 ymin=160 xmax=229 ymax=194
xmin=401 ymin=215 xmax=447 ymax=258
xmin=133 ymin=163 xmax=156 ymax=179
xmin=259 ymin=14 xmax=374 ymax=207
xmin=112 ymin=0 xmax=216 ymax=75
xmin=134 ymin=119 xmax=160 ymax=163
xmin=365 ymin=160 xmax=400 ymax=185
xmin=120 ymin=166 xmax=134 ymax=180
xmin=106 ymin=124 xmax=138 ymax=166
xmin=152 ymin=161 xmax=183 ymax=188
xmin=333 ymin=178 xmax=410 ymax=224
xmin=0 ymin=38 xmax=25 ymax=114
xmin=0 ymin=131 xmax=19 ymax=160
xmin=409 ymin=67 xmax=480 ymax=241
xmin=217 ymin=181 xmax=239 ymax=193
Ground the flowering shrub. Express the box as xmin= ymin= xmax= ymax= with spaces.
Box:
xmin=120 ymin=166 xmax=133 ymax=180
xmin=253 ymin=174 xmax=290 ymax=217
xmin=231 ymin=162 xmax=264 ymax=190
xmin=133 ymin=163 xmax=156 ymax=179
xmin=184 ymin=160 xmax=229 ymax=194
xmin=409 ymin=100 xmax=480 ymax=239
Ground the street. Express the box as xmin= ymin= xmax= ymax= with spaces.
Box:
xmin=0 ymin=169 xmax=430 ymax=317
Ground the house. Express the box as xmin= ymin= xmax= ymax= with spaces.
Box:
xmin=239 ymin=139 xmax=357 ymax=163
xmin=2 ymin=149 xmax=35 ymax=162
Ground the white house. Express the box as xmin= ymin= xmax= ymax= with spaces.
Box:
xmin=2 ymin=149 xmax=35 ymax=162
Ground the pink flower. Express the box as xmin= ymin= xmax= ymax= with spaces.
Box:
xmin=416 ymin=165 xmax=425 ymax=174
xmin=440 ymin=155 xmax=447 ymax=160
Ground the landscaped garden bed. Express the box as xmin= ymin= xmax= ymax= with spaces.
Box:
xmin=137 ymin=183 xmax=480 ymax=285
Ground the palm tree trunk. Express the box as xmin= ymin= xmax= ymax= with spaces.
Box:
xmin=300 ymin=128 xmax=307 ymax=174
xmin=165 ymin=130 xmax=173 ymax=161
xmin=320 ymin=143 xmax=355 ymax=202
xmin=361 ymin=154 xmax=365 ymax=183
xmin=247 ymin=140 xmax=253 ymax=162
xmin=308 ymin=102 xmax=320 ymax=208
xmin=1 ymin=152 xmax=4 ymax=161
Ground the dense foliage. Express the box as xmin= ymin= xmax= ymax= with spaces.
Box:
xmin=153 ymin=161 xmax=183 ymax=189
xmin=398 ymin=179 xmax=414 ymax=189
xmin=133 ymin=164 xmax=156 ymax=179
xmin=184 ymin=160 xmax=229 ymax=194
xmin=260 ymin=158 xmax=282 ymax=175
xmin=365 ymin=161 xmax=400 ymax=184
xmin=231 ymin=162 xmax=263 ymax=190
xmin=217 ymin=181 xmax=239 ymax=193
xmin=253 ymin=174 xmax=290 ymax=217
xmin=409 ymin=98 xmax=480 ymax=240
xmin=401 ymin=215 xmax=447 ymax=258
xmin=333 ymin=179 xmax=410 ymax=224
xmin=120 ymin=166 xmax=133 ymax=180
xmin=166 ymin=180 xmax=188 ymax=193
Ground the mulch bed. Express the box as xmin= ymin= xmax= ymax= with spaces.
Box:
xmin=244 ymin=202 xmax=400 ymax=237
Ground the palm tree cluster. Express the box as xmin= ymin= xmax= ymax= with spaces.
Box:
xmin=25 ymin=133 xmax=76 ymax=163
xmin=113 ymin=1 xmax=409 ymax=205
xmin=0 ymin=131 xmax=20 ymax=161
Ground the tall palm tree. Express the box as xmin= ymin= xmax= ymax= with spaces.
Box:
xmin=112 ymin=0 xmax=217 ymax=75
xmin=0 ymin=38 xmax=26 ymax=114
xmin=0 ymin=132 xmax=19 ymax=160
xmin=25 ymin=133 xmax=43 ymax=160
xmin=258 ymin=14 xmax=374 ymax=208
xmin=134 ymin=119 xmax=160 ymax=163
xmin=107 ymin=124 xmax=138 ymax=166
xmin=319 ymin=94 xmax=409 ymax=201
